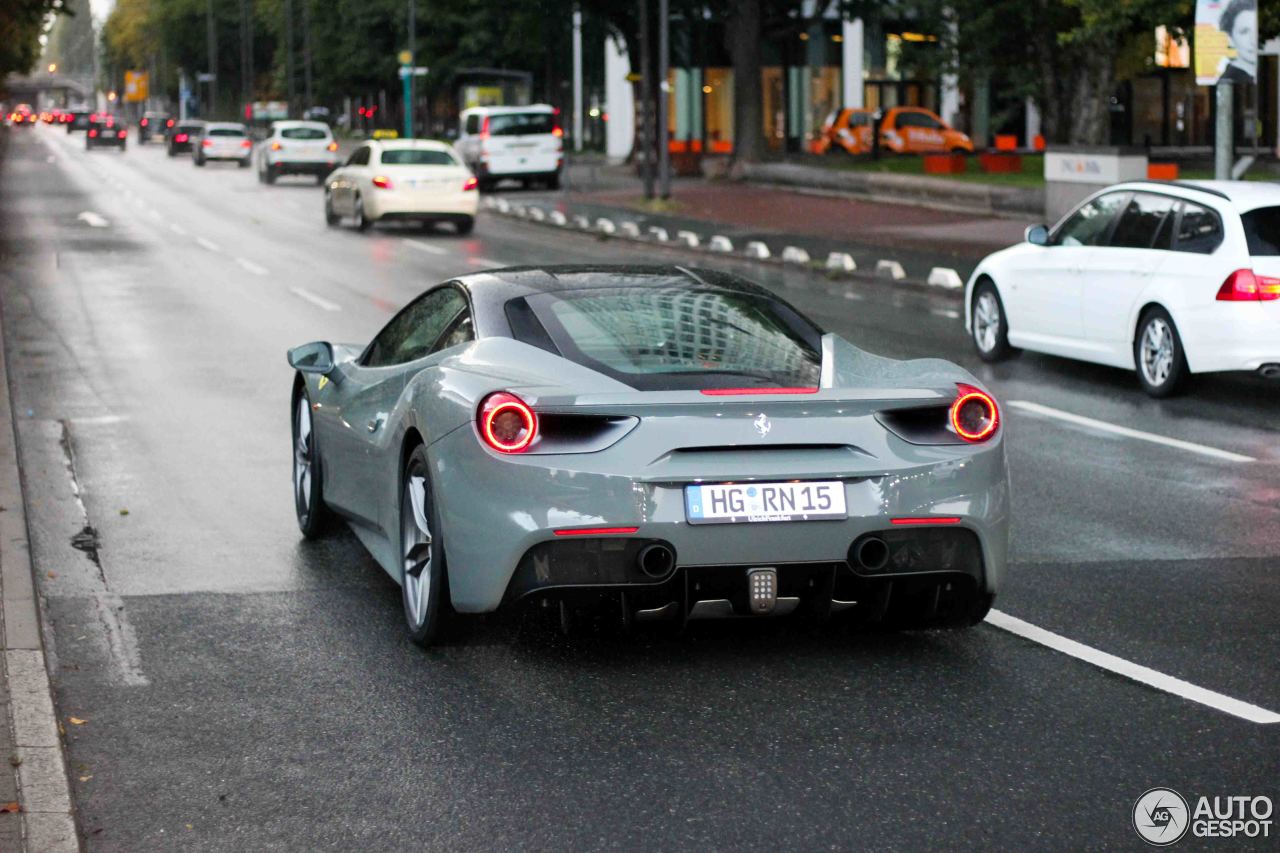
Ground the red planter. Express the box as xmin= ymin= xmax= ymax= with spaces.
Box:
xmin=979 ymin=152 xmax=1022 ymax=174
xmin=923 ymin=153 xmax=966 ymax=175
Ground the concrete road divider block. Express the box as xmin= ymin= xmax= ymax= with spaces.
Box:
xmin=744 ymin=241 xmax=771 ymax=259
xmin=676 ymin=230 xmax=700 ymax=248
xmin=708 ymin=235 xmax=734 ymax=253
xmin=482 ymin=197 xmax=498 ymax=210
xmin=927 ymin=267 xmax=964 ymax=289
xmin=876 ymin=259 xmax=906 ymax=280
xmin=647 ymin=226 xmax=669 ymax=242
xmin=781 ymin=246 xmax=811 ymax=265
xmin=620 ymin=221 xmax=641 ymax=238
xmin=528 ymin=207 xmax=547 ymax=222
xmin=595 ymin=218 xmax=617 ymax=235
xmin=548 ymin=210 xmax=568 ymax=226
xmin=572 ymin=214 xmax=591 ymax=230
xmin=495 ymin=199 xmax=511 ymax=214
xmin=826 ymin=252 xmax=857 ymax=272
xmin=511 ymin=204 xmax=528 ymax=218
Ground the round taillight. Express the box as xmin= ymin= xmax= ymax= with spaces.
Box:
xmin=950 ymin=384 xmax=999 ymax=442
xmin=478 ymin=392 xmax=537 ymax=453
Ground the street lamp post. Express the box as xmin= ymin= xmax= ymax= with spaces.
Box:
xmin=206 ymin=0 xmax=218 ymax=118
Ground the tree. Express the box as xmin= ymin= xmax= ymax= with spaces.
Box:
xmin=1 ymin=0 xmax=69 ymax=82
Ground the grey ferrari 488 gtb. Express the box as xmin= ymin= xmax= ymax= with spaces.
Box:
xmin=288 ymin=265 xmax=1009 ymax=645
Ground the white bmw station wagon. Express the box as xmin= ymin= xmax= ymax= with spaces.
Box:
xmin=966 ymin=180 xmax=1280 ymax=396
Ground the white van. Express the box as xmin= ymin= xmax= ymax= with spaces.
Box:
xmin=457 ymin=104 xmax=563 ymax=190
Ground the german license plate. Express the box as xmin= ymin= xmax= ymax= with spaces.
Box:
xmin=684 ymin=481 xmax=846 ymax=525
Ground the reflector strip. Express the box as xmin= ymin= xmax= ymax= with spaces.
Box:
xmin=890 ymin=517 xmax=961 ymax=525
xmin=553 ymin=526 xmax=639 ymax=536
xmin=699 ymin=387 xmax=819 ymax=396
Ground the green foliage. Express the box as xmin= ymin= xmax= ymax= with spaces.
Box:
xmin=1 ymin=0 xmax=69 ymax=80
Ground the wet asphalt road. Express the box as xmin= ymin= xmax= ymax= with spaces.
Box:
xmin=1 ymin=126 xmax=1278 ymax=851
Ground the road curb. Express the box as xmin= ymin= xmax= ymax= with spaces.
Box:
xmin=482 ymin=196 xmax=965 ymax=298
xmin=0 ymin=294 xmax=80 ymax=852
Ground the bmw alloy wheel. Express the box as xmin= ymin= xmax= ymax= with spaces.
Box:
xmin=1139 ymin=317 xmax=1174 ymax=387
xmin=973 ymin=291 xmax=1001 ymax=354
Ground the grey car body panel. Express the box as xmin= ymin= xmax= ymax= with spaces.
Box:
xmin=294 ymin=266 xmax=1010 ymax=613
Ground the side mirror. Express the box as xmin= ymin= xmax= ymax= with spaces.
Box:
xmin=287 ymin=341 xmax=334 ymax=374
xmin=1025 ymin=224 xmax=1050 ymax=246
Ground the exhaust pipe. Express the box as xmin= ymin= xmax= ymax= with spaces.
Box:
xmin=851 ymin=537 xmax=890 ymax=572
xmin=1258 ymin=363 xmax=1280 ymax=380
xmin=636 ymin=543 xmax=676 ymax=579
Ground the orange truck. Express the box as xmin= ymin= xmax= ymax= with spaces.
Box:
xmin=812 ymin=107 xmax=974 ymax=155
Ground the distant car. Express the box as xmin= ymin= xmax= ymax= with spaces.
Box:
xmin=456 ymin=104 xmax=564 ymax=191
xmin=167 ymin=120 xmax=206 ymax=156
xmin=967 ymin=180 xmax=1280 ymax=397
xmin=286 ymin=265 xmax=1009 ymax=646
xmin=66 ymin=110 xmax=91 ymax=133
xmin=86 ymin=115 xmax=127 ymax=151
xmin=812 ymin=107 xmax=973 ymax=156
xmin=9 ymin=105 xmax=35 ymax=127
xmin=324 ymin=139 xmax=478 ymax=233
xmin=257 ymin=120 xmax=339 ymax=184
xmin=138 ymin=111 xmax=172 ymax=144
xmin=193 ymin=122 xmax=252 ymax=167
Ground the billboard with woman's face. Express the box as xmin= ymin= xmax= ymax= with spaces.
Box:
xmin=1195 ymin=0 xmax=1258 ymax=84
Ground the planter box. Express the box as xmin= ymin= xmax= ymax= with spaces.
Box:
xmin=1147 ymin=162 xmax=1179 ymax=180
xmin=923 ymin=153 xmax=966 ymax=175
xmin=980 ymin=152 xmax=1022 ymax=173
xmin=994 ymin=134 xmax=1018 ymax=151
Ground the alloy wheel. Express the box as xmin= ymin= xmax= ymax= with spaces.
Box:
xmin=973 ymin=291 xmax=1001 ymax=353
xmin=1139 ymin=317 xmax=1174 ymax=387
xmin=402 ymin=473 xmax=433 ymax=629
xmin=293 ymin=396 xmax=313 ymax=521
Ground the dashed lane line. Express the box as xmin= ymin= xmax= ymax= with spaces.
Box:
xmin=169 ymin=223 xmax=189 ymax=236
xmin=195 ymin=237 xmax=222 ymax=252
xmin=289 ymin=287 xmax=341 ymax=312
xmin=987 ymin=610 xmax=1280 ymax=725
xmin=405 ymin=240 xmax=448 ymax=255
xmin=235 ymin=257 xmax=269 ymax=276
xmin=1007 ymin=400 xmax=1256 ymax=463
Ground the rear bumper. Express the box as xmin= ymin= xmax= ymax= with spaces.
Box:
xmin=1180 ymin=305 xmax=1280 ymax=373
xmin=365 ymin=192 xmax=479 ymax=220
xmin=430 ymin=426 xmax=1010 ymax=614
xmin=475 ymin=161 xmax=561 ymax=180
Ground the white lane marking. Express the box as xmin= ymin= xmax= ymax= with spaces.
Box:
xmin=987 ymin=609 xmax=1280 ymax=725
xmin=169 ymin=223 xmax=189 ymax=236
xmin=290 ymin=287 xmax=341 ymax=312
xmin=406 ymin=239 xmax=447 ymax=255
xmin=466 ymin=256 xmax=503 ymax=267
xmin=235 ymin=257 xmax=269 ymax=276
xmin=1008 ymin=400 xmax=1255 ymax=463
xmin=195 ymin=237 xmax=222 ymax=252
xmin=76 ymin=211 xmax=109 ymax=228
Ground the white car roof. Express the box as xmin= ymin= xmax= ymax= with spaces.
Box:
xmin=372 ymin=139 xmax=457 ymax=152
xmin=272 ymin=120 xmax=330 ymax=131
xmin=459 ymin=104 xmax=554 ymax=116
xmin=1114 ymin=179 xmax=1280 ymax=214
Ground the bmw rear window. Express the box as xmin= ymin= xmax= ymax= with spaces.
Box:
xmin=510 ymin=286 xmax=822 ymax=391
xmin=1241 ymin=206 xmax=1280 ymax=255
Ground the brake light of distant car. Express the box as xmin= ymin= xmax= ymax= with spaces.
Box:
xmin=202 ymin=139 xmax=213 ymax=147
xmin=371 ymin=175 xmax=393 ymax=189
xmin=1216 ymin=268 xmax=1280 ymax=302
xmin=117 ymin=130 xmax=126 ymax=138
xmin=174 ymin=133 xmax=189 ymax=143
xmin=463 ymin=176 xmax=478 ymax=191
xmin=90 ymin=113 xmax=98 ymax=122
xmin=552 ymin=125 xmax=564 ymax=137
xmin=949 ymin=384 xmax=999 ymax=442
xmin=88 ymin=129 xmax=97 ymax=138
xmin=166 ymin=118 xmax=174 ymax=128
xmin=240 ymin=139 xmax=252 ymax=148
xmin=141 ymin=118 xmax=148 ymax=126
xmin=478 ymin=392 xmax=537 ymax=453
xmin=326 ymin=142 xmax=338 ymax=152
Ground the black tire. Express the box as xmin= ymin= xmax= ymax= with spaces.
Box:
xmin=167 ymin=146 xmax=176 ymax=157
xmin=194 ymin=154 xmax=205 ymax=167
xmin=324 ymin=191 xmax=340 ymax=227
xmin=400 ymin=445 xmax=452 ymax=647
xmin=315 ymin=172 xmax=325 ymax=186
xmin=455 ymin=216 xmax=474 ymax=236
xmin=238 ymin=157 xmax=250 ymax=168
xmin=353 ymin=193 xmax=371 ymax=232
xmin=1134 ymin=307 xmax=1188 ymax=398
xmin=264 ymin=165 xmax=277 ymax=185
xmin=545 ymin=173 xmax=561 ymax=190
xmin=292 ymin=386 xmax=332 ymax=538
xmin=970 ymin=280 xmax=1014 ymax=362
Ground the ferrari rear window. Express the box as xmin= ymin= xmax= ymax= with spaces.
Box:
xmin=513 ymin=287 xmax=822 ymax=391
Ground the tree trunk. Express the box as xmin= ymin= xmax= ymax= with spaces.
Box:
xmin=1066 ymin=41 xmax=1115 ymax=145
xmin=725 ymin=0 xmax=763 ymax=166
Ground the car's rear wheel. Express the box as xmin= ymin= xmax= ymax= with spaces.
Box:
xmin=293 ymin=389 xmax=332 ymax=538
xmin=238 ymin=156 xmax=250 ymax=168
xmin=455 ymin=216 xmax=474 ymax=236
xmin=194 ymin=153 xmax=205 ymax=167
xmin=324 ymin=191 xmax=340 ymax=227
xmin=545 ymin=173 xmax=561 ymax=190
xmin=264 ymin=164 xmax=277 ymax=185
xmin=400 ymin=446 xmax=451 ymax=647
xmin=353 ymin=193 xmax=370 ymax=232
xmin=971 ymin=281 xmax=1014 ymax=362
xmin=1134 ymin=307 xmax=1187 ymax=397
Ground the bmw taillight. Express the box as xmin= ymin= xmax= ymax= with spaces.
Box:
xmin=371 ymin=175 xmax=393 ymax=189
xmin=949 ymin=384 xmax=999 ymax=442
xmin=1216 ymin=268 xmax=1280 ymax=302
xmin=552 ymin=125 xmax=564 ymax=137
xmin=240 ymin=139 xmax=252 ymax=148
xmin=463 ymin=176 xmax=478 ymax=191
xmin=478 ymin=392 xmax=537 ymax=453
xmin=479 ymin=116 xmax=490 ymax=139
xmin=202 ymin=139 xmax=213 ymax=147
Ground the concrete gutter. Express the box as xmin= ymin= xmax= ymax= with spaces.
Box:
xmin=0 ymin=305 xmax=79 ymax=852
